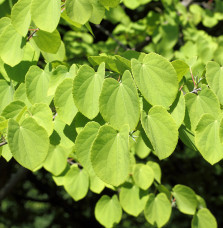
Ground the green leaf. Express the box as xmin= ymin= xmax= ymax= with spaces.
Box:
xmin=195 ymin=114 xmax=223 ymax=164
xmin=134 ymin=131 xmax=151 ymax=159
xmin=172 ymin=184 xmax=198 ymax=215
xmin=91 ymin=124 xmax=130 ymax=186
xmin=1 ymin=100 xmax=26 ymax=120
xmin=73 ymin=63 xmax=105 ymax=119
xmin=0 ymin=24 xmax=25 ymax=66
xmin=185 ymin=87 xmax=220 ymax=131
xmin=25 ymin=66 xmax=52 ymax=104
xmin=89 ymin=0 xmax=105 ymax=24
xmin=1 ymin=144 xmax=12 ymax=162
xmin=133 ymin=164 xmax=154 ymax=190
xmin=192 ymin=208 xmax=217 ymax=228
xmin=42 ymin=41 xmax=66 ymax=63
xmin=33 ymin=29 xmax=61 ymax=54
xmin=144 ymin=193 xmax=172 ymax=227
xmin=31 ymin=0 xmax=61 ymax=32
xmin=171 ymin=60 xmax=189 ymax=82
xmin=65 ymin=0 xmax=93 ymax=25
xmin=13 ymin=83 xmax=32 ymax=107
xmin=141 ymin=105 xmax=178 ymax=160
xmin=131 ymin=52 xmax=178 ymax=108
xmin=119 ymin=183 xmax=148 ymax=217
xmin=54 ymin=78 xmax=78 ymax=125
xmin=27 ymin=103 xmax=53 ymax=136
xmin=44 ymin=145 xmax=69 ymax=176
xmin=7 ymin=118 xmax=49 ymax=170
xmin=11 ymin=0 xmax=31 ymax=36
xmin=0 ymin=17 xmax=11 ymax=35
xmin=64 ymin=165 xmax=89 ymax=201
xmin=95 ymin=195 xmax=122 ymax=228
xmin=169 ymin=91 xmax=185 ymax=128
xmin=89 ymin=172 xmax=105 ymax=194
xmin=179 ymin=125 xmax=197 ymax=151
xmin=99 ymin=70 xmax=140 ymax=131
xmin=147 ymin=161 xmax=162 ymax=184
xmin=206 ymin=61 xmax=223 ymax=105
xmin=99 ymin=0 xmax=120 ymax=8
xmin=0 ymin=80 xmax=14 ymax=113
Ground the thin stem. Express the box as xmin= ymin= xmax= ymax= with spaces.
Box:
xmin=190 ymin=68 xmax=196 ymax=88
xmin=95 ymin=24 xmax=129 ymax=51
xmin=27 ymin=28 xmax=39 ymax=41
xmin=0 ymin=141 xmax=7 ymax=147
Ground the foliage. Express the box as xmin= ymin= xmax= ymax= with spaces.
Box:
xmin=0 ymin=0 xmax=223 ymax=227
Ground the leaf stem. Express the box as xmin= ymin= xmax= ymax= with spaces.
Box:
xmin=0 ymin=141 xmax=7 ymax=147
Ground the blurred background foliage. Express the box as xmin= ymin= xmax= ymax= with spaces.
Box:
xmin=0 ymin=0 xmax=223 ymax=227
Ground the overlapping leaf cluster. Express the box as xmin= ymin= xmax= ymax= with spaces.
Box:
xmin=0 ymin=0 xmax=221 ymax=227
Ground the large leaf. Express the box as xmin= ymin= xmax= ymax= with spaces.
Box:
xmin=89 ymin=0 xmax=105 ymax=24
xmin=54 ymin=78 xmax=78 ymax=125
xmin=195 ymin=114 xmax=223 ymax=164
xmin=133 ymin=164 xmax=154 ymax=190
xmin=206 ymin=61 xmax=223 ymax=105
xmin=7 ymin=118 xmax=49 ymax=170
xmin=0 ymin=80 xmax=14 ymax=113
xmin=141 ymin=106 xmax=178 ymax=160
xmin=64 ymin=164 xmax=89 ymax=201
xmin=172 ymin=184 xmax=198 ymax=215
xmin=91 ymin=124 xmax=130 ymax=186
xmin=184 ymin=87 xmax=220 ymax=132
xmin=65 ymin=0 xmax=93 ymax=25
xmin=11 ymin=0 xmax=31 ymax=36
xmin=95 ymin=195 xmax=122 ymax=228
xmin=131 ymin=52 xmax=178 ymax=108
xmin=0 ymin=24 xmax=25 ymax=66
xmin=191 ymin=208 xmax=217 ymax=228
xmin=31 ymin=0 xmax=61 ymax=32
xmin=119 ymin=183 xmax=148 ymax=217
xmin=99 ymin=70 xmax=140 ymax=131
xmin=25 ymin=66 xmax=52 ymax=104
xmin=33 ymin=29 xmax=61 ymax=54
xmin=73 ymin=63 xmax=105 ymax=119
xmin=144 ymin=193 xmax=172 ymax=227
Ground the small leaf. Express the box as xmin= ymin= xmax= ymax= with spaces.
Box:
xmin=54 ymin=78 xmax=78 ymax=125
xmin=119 ymin=183 xmax=148 ymax=217
xmin=73 ymin=63 xmax=105 ymax=119
xmin=64 ymin=165 xmax=89 ymax=201
xmin=206 ymin=61 xmax=223 ymax=105
xmin=95 ymin=195 xmax=122 ymax=228
xmin=147 ymin=161 xmax=162 ymax=183
xmin=144 ymin=193 xmax=172 ymax=227
xmin=192 ymin=208 xmax=217 ymax=228
xmin=195 ymin=114 xmax=223 ymax=164
xmin=7 ymin=118 xmax=49 ymax=170
xmin=172 ymin=184 xmax=198 ymax=215
xmin=171 ymin=60 xmax=189 ymax=82
xmin=65 ymin=0 xmax=93 ymax=25
xmin=133 ymin=164 xmax=154 ymax=190
xmin=141 ymin=106 xmax=178 ymax=160
xmin=0 ymin=80 xmax=14 ymax=113
xmin=33 ymin=29 xmax=61 ymax=54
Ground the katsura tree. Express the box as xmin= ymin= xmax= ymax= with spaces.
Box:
xmin=0 ymin=0 xmax=222 ymax=227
